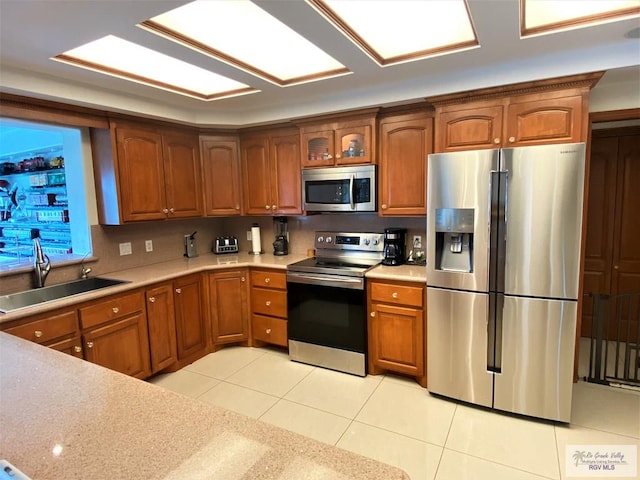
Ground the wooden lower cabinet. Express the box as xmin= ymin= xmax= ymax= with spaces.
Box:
xmin=174 ymin=273 xmax=210 ymax=363
xmin=209 ymin=269 xmax=250 ymax=346
xmin=367 ymin=279 xmax=426 ymax=387
xmin=83 ymin=313 xmax=151 ymax=379
xmin=49 ymin=336 xmax=84 ymax=358
xmin=2 ymin=307 xmax=82 ymax=358
xmin=249 ymin=268 xmax=288 ymax=347
xmin=145 ymin=282 xmax=178 ymax=373
xmin=79 ymin=290 xmax=151 ymax=379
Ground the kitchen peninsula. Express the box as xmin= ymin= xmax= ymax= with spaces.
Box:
xmin=0 ymin=331 xmax=410 ymax=479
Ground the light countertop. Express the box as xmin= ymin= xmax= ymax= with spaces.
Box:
xmin=0 ymin=332 xmax=409 ymax=479
xmin=1 ymin=253 xmax=425 ymax=323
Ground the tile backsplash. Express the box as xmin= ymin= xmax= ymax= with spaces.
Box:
xmin=0 ymin=214 xmax=426 ymax=294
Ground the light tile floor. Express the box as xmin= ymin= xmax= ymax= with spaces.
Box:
xmin=149 ymin=346 xmax=640 ymax=480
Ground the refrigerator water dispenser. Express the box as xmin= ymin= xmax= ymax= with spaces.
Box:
xmin=434 ymin=208 xmax=474 ymax=273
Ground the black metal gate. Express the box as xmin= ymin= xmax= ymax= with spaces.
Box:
xmin=585 ymin=292 xmax=640 ymax=388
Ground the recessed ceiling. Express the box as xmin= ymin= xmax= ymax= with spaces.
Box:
xmin=0 ymin=0 xmax=638 ymax=127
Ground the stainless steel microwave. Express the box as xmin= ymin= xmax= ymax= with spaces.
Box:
xmin=302 ymin=165 xmax=376 ymax=212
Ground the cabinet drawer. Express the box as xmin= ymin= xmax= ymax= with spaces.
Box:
xmin=252 ymin=314 xmax=287 ymax=346
xmin=251 ymin=288 xmax=287 ymax=317
xmin=250 ymin=270 xmax=286 ymax=290
xmin=79 ymin=291 xmax=144 ymax=329
xmin=369 ymin=282 xmax=424 ymax=308
xmin=5 ymin=309 xmax=78 ymax=344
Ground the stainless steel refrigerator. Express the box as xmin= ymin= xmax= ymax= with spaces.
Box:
xmin=426 ymin=143 xmax=586 ymax=422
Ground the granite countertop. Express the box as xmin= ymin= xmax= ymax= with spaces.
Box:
xmin=0 ymin=332 xmax=409 ymax=479
xmin=1 ymin=253 xmax=425 ymax=323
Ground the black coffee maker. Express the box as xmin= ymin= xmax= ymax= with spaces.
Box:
xmin=382 ymin=228 xmax=406 ymax=266
xmin=273 ymin=217 xmax=288 ymax=256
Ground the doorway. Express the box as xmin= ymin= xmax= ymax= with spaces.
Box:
xmin=581 ymin=116 xmax=640 ymax=386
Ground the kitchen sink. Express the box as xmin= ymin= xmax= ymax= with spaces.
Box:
xmin=0 ymin=277 xmax=130 ymax=313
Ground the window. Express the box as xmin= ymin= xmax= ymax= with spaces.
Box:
xmin=0 ymin=118 xmax=93 ymax=272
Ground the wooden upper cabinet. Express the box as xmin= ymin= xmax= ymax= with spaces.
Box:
xmin=271 ymin=133 xmax=302 ymax=215
xmin=241 ymin=134 xmax=272 ymax=215
xmin=115 ymin=127 xmax=167 ymax=221
xmin=299 ymin=110 xmax=378 ymax=168
xmin=240 ymin=127 xmax=302 ymax=216
xmin=378 ymin=111 xmax=433 ymax=216
xmin=161 ymin=131 xmax=203 ymax=218
xmin=300 ymin=129 xmax=335 ymax=167
xmin=429 ymin=72 xmax=602 ymax=153
xmin=505 ymin=93 xmax=583 ymax=146
xmin=436 ymin=102 xmax=503 ymax=151
xmin=90 ymin=122 xmax=203 ymax=224
xmin=200 ymin=135 xmax=242 ymax=216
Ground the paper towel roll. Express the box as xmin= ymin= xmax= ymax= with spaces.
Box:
xmin=251 ymin=224 xmax=262 ymax=254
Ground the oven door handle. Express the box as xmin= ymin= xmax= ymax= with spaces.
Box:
xmin=287 ymin=272 xmax=364 ymax=290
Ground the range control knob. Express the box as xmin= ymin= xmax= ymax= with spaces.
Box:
xmin=363 ymin=238 xmax=370 ymax=245
xmin=325 ymin=236 xmax=333 ymax=244
xmin=372 ymin=238 xmax=379 ymax=245
xmin=317 ymin=236 xmax=324 ymax=243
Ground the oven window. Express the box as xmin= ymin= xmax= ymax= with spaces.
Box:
xmin=287 ymin=282 xmax=366 ymax=353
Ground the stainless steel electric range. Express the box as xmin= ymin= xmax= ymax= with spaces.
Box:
xmin=286 ymin=231 xmax=384 ymax=376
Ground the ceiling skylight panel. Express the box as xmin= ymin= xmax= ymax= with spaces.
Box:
xmin=522 ymin=0 xmax=640 ymax=36
xmin=141 ymin=0 xmax=349 ymax=86
xmin=308 ymin=0 xmax=478 ymax=65
xmin=53 ymin=35 xmax=257 ymax=101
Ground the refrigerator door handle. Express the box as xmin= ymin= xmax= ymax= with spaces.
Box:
xmin=488 ymin=293 xmax=504 ymax=373
xmin=493 ymin=170 xmax=508 ymax=293
xmin=489 ymin=170 xmax=501 ymax=292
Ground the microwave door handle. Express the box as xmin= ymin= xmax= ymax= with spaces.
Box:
xmin=350 ymin=174 xmax=355 ymax=210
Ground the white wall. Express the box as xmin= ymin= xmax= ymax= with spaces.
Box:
xmin=590 ymin=67 xmax=640 ymax=112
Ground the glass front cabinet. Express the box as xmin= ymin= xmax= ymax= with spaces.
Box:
xmin=299 ymin=111 xmax=378 ymax=168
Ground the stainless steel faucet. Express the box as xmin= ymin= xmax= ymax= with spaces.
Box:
xmin=31 ymin=229 xmax=51 ymax=288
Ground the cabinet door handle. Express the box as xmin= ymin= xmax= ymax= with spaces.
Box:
xmin=169 ymin=207 xmax=175 ymax=213
xmin=241 ymin=277 xmax=246 ymax=282
xmin=265 ymin=205 xmax=271 ymax=210
xmin=336 ymin=153 xmax=341 ymax=159
xmin=370 ymin=312 xmax=375 ymax=317
xmin=508 ymin=136 xmax=515 ymax=143
xmin=112 ymin=307 xmax=119 ymax=314
xmin=392 ymin=292 xmax=398 ymax=299
xmin=175 ymin=288 xmax=182 ymax=294
xmin=162 ymin=208 xmax=169 ymax=214
xmin=265 ymin=300 xmax=271 ymax=306
xmin=493 ymin=138 xmax=500 ymax=144
xmin=614 ymin=265 xmax=619 ymax=270
xmin=381 ymin=204 xmax=388 ymax=210
xmin=86 ymin=341 xmax=94 ymax=348
xmin=73 ymin=345 xmax=82 ymax=353
xmin=266 ymin=328 xmax=272 ymax=334
xmin=272 ymin=205 xmax=277 ymax=211
xmin=265 ymin=277 xmax=270 ymax=284
xmin=149 ymin=296 xmax=156 ymax=303
xmin=235 ymin=205 xmax=240 ymax=210
xmin=34 ymin=330 xmax=43 ymax=338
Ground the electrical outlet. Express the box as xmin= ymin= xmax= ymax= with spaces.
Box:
xmin=413 ymin=235 xmax=422 ymax=249
xmin=145 ymin=240 xmax=153 ymax=252
xmin=247 ymin=230 xmax=252 ymax=240
xmin=119 ymin=242 xmax=132 ymax=256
